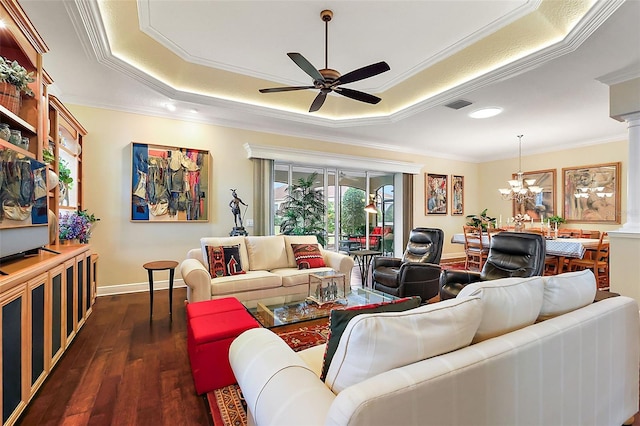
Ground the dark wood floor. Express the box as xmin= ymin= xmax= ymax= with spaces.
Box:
xmin=18 ymin=288 xmax=211 ymax=426
xmin=17 ymin=272 xmax=640 ymax=426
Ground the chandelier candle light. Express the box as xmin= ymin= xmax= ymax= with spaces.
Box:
xmin=499 ymin=135 xmax=543 ymax=204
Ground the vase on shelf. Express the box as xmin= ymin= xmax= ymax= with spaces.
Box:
xmin=60 ymin=238 xmax=79 ymax=245
xmin=514 ymin=222 xmax=524 ymax=232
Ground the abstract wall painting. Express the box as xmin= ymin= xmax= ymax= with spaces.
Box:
xmin=131 ymin=142 xmax=210 ymax=222
xmin=425 ymin=173 xmax=448 ymax=215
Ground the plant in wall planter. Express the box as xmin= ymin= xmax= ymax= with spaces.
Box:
xmin=0 ymin=56 xmax=35 ymax=115
xmin=279 ymin=172 xmax=327 ymax=246
xmin=58 ymin=158 xmax=73 ymax=206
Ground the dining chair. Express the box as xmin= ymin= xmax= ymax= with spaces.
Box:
xmin=568 ymin=232 xmax=609 ymax=289
xmin=462 ymin=225 xmax=488 ymax=271
xmin=557 ymin=228 xmax=580 ymax=238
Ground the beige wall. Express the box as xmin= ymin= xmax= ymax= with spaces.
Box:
xmin=70 ymin=104 xmax=628 ymax=290
xmin=479 ymin=140 xmax=628 ymax=236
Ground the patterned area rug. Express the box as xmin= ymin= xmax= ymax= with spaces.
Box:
xmin=206 ymin=322 xmax=329 ymax=426
xmin=441 ymin=261 xmax=468 ymax=271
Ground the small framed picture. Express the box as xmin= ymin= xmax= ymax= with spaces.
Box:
xmin=425 ymin=173 xmax=448 ymax=215
xmin=451 ymin=175 xmax=464 ymax=215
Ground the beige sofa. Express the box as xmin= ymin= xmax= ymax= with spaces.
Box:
xmin=180 ymin=235 xmax=354 ymax=305
xmin=230 ymin=270 xmax=639 ymax=426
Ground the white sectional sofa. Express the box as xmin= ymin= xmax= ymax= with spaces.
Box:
xmin=229 ymin=270 xmax=640 ymax=426
xmin=180 ymin=234 xmax=354 ymax=305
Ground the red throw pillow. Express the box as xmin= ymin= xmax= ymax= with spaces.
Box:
xmin=319 ymin=296 xmax=421 ymax=381
xmin=291 ymin=243 xmax=326 ymax=269
xmin=205 ymin=245 xmax=246 ymax=278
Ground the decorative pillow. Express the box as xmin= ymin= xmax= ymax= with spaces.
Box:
xmin=324 ymin=296 xmax=483 ymax=393
xmin=319 ymin=296 xmax=421 ymax=381
xmin=291 ymin=243 xmax=326 ymax=270
xmin=538 ymin=269 xmax=597 ymax=321
xmin=246 ymin=236 xmax=289 ymax=271
xmin=205 ymin=245 xmax=246 ymax=278
xmin=458 ymin=276 xmax=544 ymax=343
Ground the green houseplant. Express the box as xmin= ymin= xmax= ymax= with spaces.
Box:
xmin=547 ymin=215 xmax=566 ymax=225
xmin=466 ymin=208 xmax=495 ymax=230
xmin=0 ymin=56 xmax=35 ymax=96
xmin=278 ymin=172 xmax=327 ymax=246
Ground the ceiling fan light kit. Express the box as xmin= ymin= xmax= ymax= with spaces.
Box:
xmin=259 ymin=9 xmax=390 ymax=112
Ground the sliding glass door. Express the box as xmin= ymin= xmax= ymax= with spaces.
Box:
xmin=273 ymin=163 xmax=397 ymax=254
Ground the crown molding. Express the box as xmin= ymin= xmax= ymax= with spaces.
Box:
xmin=244 ymin=143 xmax=424 ymax=175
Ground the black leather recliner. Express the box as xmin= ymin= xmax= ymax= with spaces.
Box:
xmin=372 ymin=228 xmax=444 ymax=303
xmin=439 ymin=231 xmax=546 ymax=300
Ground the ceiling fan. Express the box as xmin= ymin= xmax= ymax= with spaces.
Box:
xmin=259 ymin=9 xmax=390 ymax=113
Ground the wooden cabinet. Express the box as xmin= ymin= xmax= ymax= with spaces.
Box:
xmin=0 ymin=246 xmax=95 ymax=426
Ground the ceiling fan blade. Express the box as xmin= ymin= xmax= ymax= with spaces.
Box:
xmin=259 ymin=86 xmax=315 ymax=93
xmin=309 ymin=91 xmax=328 ymax=112
xmin=334 ymin=87 xmax=382 ymax=104
xmin=287 ymin=53 xmax=324 ymax=82
xmin=334 ymin=61 xmax=390 ymax=86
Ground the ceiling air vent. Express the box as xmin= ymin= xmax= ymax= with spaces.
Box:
xmin=444 ymin=99 xmax=473 ymax=110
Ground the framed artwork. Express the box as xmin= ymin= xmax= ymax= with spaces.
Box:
xmin=512 ymin=169 xmax=556 ymax=220
xmin=562 ymin=162 xmax=621 ymax=223
xmin=451 ymin=175 xmax=464 ymax=215
xmin=425 ymin=173 xmax=448 ymax=215
xmin=131 ymin=142 xmax=210 ymax=222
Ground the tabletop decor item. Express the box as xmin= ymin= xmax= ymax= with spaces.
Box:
xmin=510 ymin=213 xmax=531 ymax=232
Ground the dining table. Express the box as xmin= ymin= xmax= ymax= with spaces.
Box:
xmin=451 ymin=233 xmax=601 ymax=272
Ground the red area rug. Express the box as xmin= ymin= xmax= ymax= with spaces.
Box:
xmin=441 ymin=261 xmax=468 ymax=271
xmin=206 ymin=322 xmax=329 ymax=425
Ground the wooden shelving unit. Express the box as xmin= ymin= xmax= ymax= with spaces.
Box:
xmin=47 ymin=95 xmax=87 ymax=244
xmin=0 ymin=1 xmax=94 ymax=425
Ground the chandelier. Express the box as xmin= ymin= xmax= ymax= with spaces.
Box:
xmin=574 ymin=176 xmax=613 ymax=199
xmin=498 ymin=135 xmax=543 ymax=204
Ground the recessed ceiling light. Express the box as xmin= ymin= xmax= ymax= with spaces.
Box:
xmin=469 ymin=107 xmax=503 ymax=119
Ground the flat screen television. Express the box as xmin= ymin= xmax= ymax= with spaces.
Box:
xmin=0 ymin=141 xmax=49 ymax=264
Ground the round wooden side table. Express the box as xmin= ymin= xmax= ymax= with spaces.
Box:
xmin=143 ymin=260 xmax=179 ymax=318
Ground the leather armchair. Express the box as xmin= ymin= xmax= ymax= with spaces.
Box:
xmin=372 ymin=228 xmax=444 ymax=302
xmin=439 ymin=231 xmax=546 ymax=300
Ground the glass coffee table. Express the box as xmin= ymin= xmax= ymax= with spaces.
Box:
xmin=245 ymin=287 xmax=399 ymax=329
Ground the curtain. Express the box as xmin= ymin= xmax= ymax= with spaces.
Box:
xmin=252 ymin=159 xmax=273 ymax=235
xmin=402 ymin=173 xmax=414 ymax=249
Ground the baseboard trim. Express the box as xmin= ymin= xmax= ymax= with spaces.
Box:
xmin=97 ymin=279 xmax=186 ymax=297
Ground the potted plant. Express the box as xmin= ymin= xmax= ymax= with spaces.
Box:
xmin=0 ymin=56 xmax=35 ymax=114
xmin=278 ymin=172 xmax=327 ymax=246
xmin=466 ymin=208 xmax=495 ymax=230
xmin=59 ymin=209 xmax=99 ymax=243
xmin=547 ymin=215 xmax=566 ymax=226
